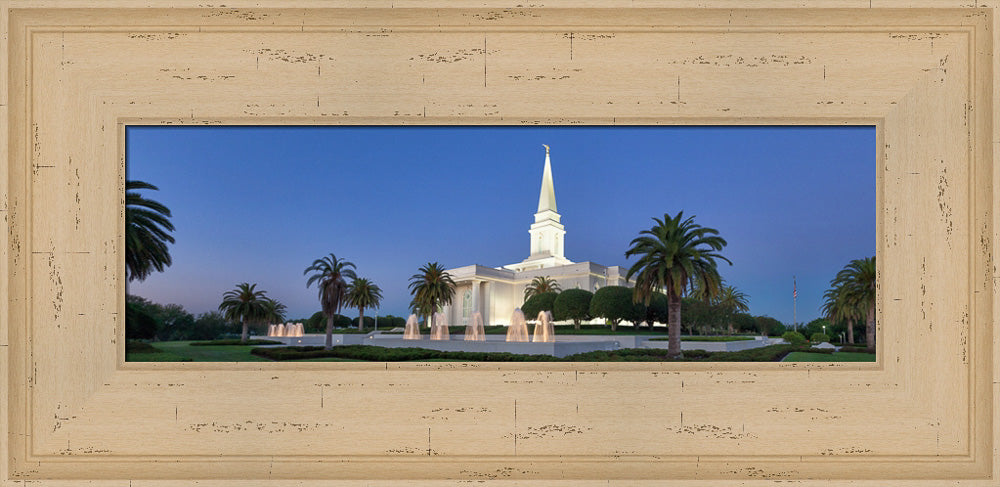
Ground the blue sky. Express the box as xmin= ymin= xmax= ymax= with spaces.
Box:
xmin=126 ymin=125 xmax=875 ymax=325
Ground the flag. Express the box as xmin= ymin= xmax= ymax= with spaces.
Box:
xmin=793 ymin=278 xmax=797 ymax=299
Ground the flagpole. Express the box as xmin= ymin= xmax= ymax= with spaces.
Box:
xmin=793 ymin=276 xmax=797 ymax=331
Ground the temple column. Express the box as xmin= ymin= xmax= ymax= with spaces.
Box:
xmin=483 ymin=281 xmax=492 ymax=326
xmin=471 ymin=280 xmax=480 ymax=324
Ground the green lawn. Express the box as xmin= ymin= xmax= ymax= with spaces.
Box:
xmin=128 ymin=341 xmax=271 ymax=362
xmin=783 ymin=351 xmax=876 ymax=362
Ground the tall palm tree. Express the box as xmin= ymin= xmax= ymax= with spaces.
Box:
xmin=408 ymin=262 xmax=456 ymax=330
xmin=304 ymin=253 xmax=357 ymax=350
xmin=821 ymin=281 xmax=860 ymax=344
xmin=830 ymin=256 xmax=876 ymax=352
xmin=625 ymin=211 xmax=731 ymax=358
xmin=524 ymin=276 xmax=562 ymax=301
xmin=125 ymin=180 xmax=175 ymax=282
xmin=716 ymin=284 xmax=750 ymax=335
xmin=218 ymin=282 xmax=268 ymax=343
xmin=346 ymin=278 xmax=383 ymax=331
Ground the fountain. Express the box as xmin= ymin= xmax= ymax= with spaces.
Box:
xmin=465 ymin=312 xmax=486 ymax=341
xmin=430 ymin=312 xmax=450 ymax=340
xmin=532 ymin=310 xmax=554 ymax=342
xmin=403 ymin=314 xmax=421 ymax=340
xmin=267 ymin=322 xmax=304 ymax=337
xmin=506 ymin=309 xmax=530 ymax=342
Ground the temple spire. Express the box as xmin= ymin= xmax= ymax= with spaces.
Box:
xmin=537 ymin=145 xmax=557 ymax=213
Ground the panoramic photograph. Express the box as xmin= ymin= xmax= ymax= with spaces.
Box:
xmin=125 ymin=125 xmax=876 ymax=363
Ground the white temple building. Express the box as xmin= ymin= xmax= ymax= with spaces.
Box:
xmin=442 ymin=145 xmax=633 ymax=327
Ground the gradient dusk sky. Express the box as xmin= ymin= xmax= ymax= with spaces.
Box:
xmin=125 ymin=125 xmax=875 ymax=325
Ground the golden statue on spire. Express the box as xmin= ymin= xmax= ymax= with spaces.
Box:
xmin=542 ymin=144 xmax=550 ymax=154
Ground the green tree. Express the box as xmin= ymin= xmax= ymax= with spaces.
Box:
xmin=152 ymin=303 xmax=195 ymax=341
xmin=753 ymin=315 xmax=784 ymax=337
xmin=304 ymin=253 xmax=357 ymax=350
xmin=803 ymin=317 xmax=830 ymax=339
xmin=553 ymin=289 xmax=593 ymax=330
xmin=625 ymin=211 xmax=731 ymax=358
xmin=189 ymin=311 xmax=232 ymax=341
xmin=218 ymin=282 xmax=268 ymax=343
xmin=732 ymin=312 xmax=756 ymax=333
xmin=821 ymin=279 xmax=861 ymax=344
xmin=830 ymin=257 xmax=877 ymax=352
xmin=408 ymin=262 xmax=456 ymax=330
xmin=590 ymin=286 xmax=645 ymax=331
xmin=716 ymin=284 xmax=750 ymax=334
xmin=125 ymin=300 xmax=158 ymax=340
xmin=523 ymin=276 xmax=562 ymax=301
xmin=521 ymin=291 xmax=558 ymax=320
xmin=346 ymin=277 xmax=383 ymax=331
xmin=125 ymin=180 xmax=176 ymax=282
xmin=260 ymin=297 xmax=287 ymax=334
xmin=642 ymin=292 xmax=670 ymax=329
xmin=681 ymin=297 xmax=724 ymax=335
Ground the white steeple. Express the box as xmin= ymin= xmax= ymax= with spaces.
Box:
xmin=537 ymin=144 xmax=557 ymax=213
xmin=502 ymin=145 xmax=574 ymax=272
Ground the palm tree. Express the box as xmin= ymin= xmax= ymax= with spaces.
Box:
xmin=261 ymin=297 xmax=287 ymax=327
xmin=125 ymin=180 xmax=175 ymax=282
xmin=716 ymin=284 xmax=750 ymax=335
xmin=304 ymin=253 xmax=357 ymax=350
xmin=346 ymin=278 xmax=383 ymax=331
xmin=523 ymin=276 xmax=562 ymax=301
xmin=408 ymin=262 xmax=456 ymax=330
xmin=821 ymin=281 xmax=860 ymax=344
xmin=625 ymin=211 xmax=731 ymax=358
xmin=830 ymin=257 xmax=876 ymax=352
xmin=218 ymin=282 xmax=268 ymax=343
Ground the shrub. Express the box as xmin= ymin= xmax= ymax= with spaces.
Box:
xmin=251 ymin=345 xmax=562 ymax=362
xmin=590 ymin=286 xmax=645 ymax=331
xmin=804 ymin=347 xmax=836 ymax=354
xmin=838 ymin=345 xmax=871 ymax=354
xmin=810 ymin=332 xmax=831 ymax=343
xmin=521 ymin=292 xmax=558 ymax=320
xmin=553 ymin=289 xmax=593 ymax=329
xmin=781 ymin=331 xmax=808 ymax=346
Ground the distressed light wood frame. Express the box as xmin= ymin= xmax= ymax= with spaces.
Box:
xmin=1 ymin=1 xmax=999 ymax=485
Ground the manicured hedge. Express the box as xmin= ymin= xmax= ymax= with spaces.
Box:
xmin=250 ymin=343 xmax=815 ymax=362
xmin=250 ymin=345 xmax=562 ymax=362
xmin=782 ymin=331 xmax=808 ymax=346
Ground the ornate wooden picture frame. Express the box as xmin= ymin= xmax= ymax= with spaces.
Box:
xmin=1 ymin=1 xmax=997 ymax=484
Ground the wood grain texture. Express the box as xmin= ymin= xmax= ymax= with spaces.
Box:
xmin=0 ymin=1 xmax=997 ymax=485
